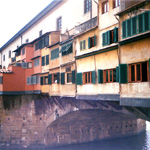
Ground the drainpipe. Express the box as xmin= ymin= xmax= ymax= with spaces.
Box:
xmin=115 ymin=15 xmax=121 ymax=95
xmin=90 ymin=0 xmax=92 ymax=19
xmin=93 ymin=0 xmax=99 ymax=26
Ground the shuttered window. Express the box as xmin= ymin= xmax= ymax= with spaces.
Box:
xmin=0 ymin=76 xmax=3 ymax=84
xmin=61 ymin=73 xmax=65 ymax=85
xmin=72 ymin=70 xmax=76 ymax=84
xmin=76 ymin=73 xmax=82 ymax=85
xmin=122 ymin=21 xmax=127 ymax=39
xmin=132 ymin=16 xmax=137 ymax=35
xmin=88 ymin=35 xmax=96 ymax=49
xmin=48 ymin=74 xmax=52 ymax=84
xmin=46 ymin=55 xmax=49 ymax=65
xmin=103 ymin=28 xmax=118 ymax=46
xmin=98 ymin=69 xmax=103 ymax=84
xmin=122 ymin=11 xmax=150 ymax=39
xmin=119 ymin=64 xmax=128 ymax=84
xmin=35 ymin=35 xmax=49 ymax=50
xmin=42 ymin=56 xmax=45 ymax=66
xmin=51 ymin=48 xmax=59 ymax=60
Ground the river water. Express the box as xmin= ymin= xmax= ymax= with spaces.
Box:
xmin=2 ymin=122 xmax=150 ymax=150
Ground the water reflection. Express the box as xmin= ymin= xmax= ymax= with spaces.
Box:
xmin=1 ymin=130 xmax=150 ymax=150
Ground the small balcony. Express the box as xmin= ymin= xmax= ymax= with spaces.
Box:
xmin=75 ymin=17 xmax=97 ymax=35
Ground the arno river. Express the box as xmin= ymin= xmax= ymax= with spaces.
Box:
xmin=2 ymin=122 xmax=150 ymax=150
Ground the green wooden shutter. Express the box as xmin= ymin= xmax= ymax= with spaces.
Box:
xmin=116 ymin=66 xmax=119 ymax=82
xmin=92 ymin=71 xmax=96 ymax=84
xmin=102 ymin=33 xmax=105 ymax=46
xmin=61 ymin=73 xmax=65 ymax=85
xmin=83 ymin=40 xmax=86 ymax=49
xmin=46 ymin=55 xmax=49 ymax=65
xmin=119 ymin=64 xmax=128 ymax=84
xmin=80 ymin=41 xmax=82 ymax=50
xmin=94 ymin=35 xmax=96 ymax=46
xmin=42 ymin=56 xmax=45 ymax=66
xmin=72 ymin=70 xmax=75 ymax=84
xmin=122 ymin=20 xmax=127 ymax=39
xmin=88 ymin=37 xmax=91 ymax=49
xmin=113 ymin=69 xmax=116 ymax=82
xmin=40 ymin=77 xmax=43 ymax=85
xmin=138 ymin=13 xmax=144 ymax=33
xmin=107 ymin=31 xmax=111 ymax=45
xmin=57 ymin=72 xmax=60 ymax=84
xmin=76 ymin=73 xmax=82 ymax=85
xmin=113 ymin=27 xmax=118 ymax=43
xmin=98 ymin=69 xmax=103 ymax=84
xmin=144 ymin=11 xmax=150 ymax=31
xmin=127 ymin=19 xmax=131 ymax=37
xmin=48 ymin=74 xmax=52 ymax=85
xmin=131 ymin=16 xmax=137 ymax=36
xmin=149 ymin=59 xmax=150 ymax=73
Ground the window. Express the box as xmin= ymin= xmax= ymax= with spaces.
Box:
xmin=88 ymin=35 xmax=96 ymax=49
xmin=28 ymin=62 xmax=32 ymax=68
xmin=43 ymin=76 xmax=48 ymax=85
xmin=3 ymin=55 xmax=5 ymax=61
xmin=9 ymin=50 xmax=11 ymax=58
xmin=57 ymin=17 xmax=62 ymax=30
xmin=129 ymin=62 xmax=149 ymax=82
xmin=0 ymin=76 xmax=3 ymax=84
xmin=83 ymin=72 xmax=92 ymax=84
xmin=42 ymin=55 xmax=49 ymax=66
xmin=51 ymin=48 xmax=59 ymax=60
xmin=61 ymin=42 xmax=73 ymax=56
xmin=42 ymin=56 xmax=45 ymax=66
xmin=22 ymin=48 xmax=25 ymax=55
xmin=52 ymin=74 xmax=58 ymax=84
xmin=122 ymin=11 xmax=150 ymax=39
xmin=67 ymin=73 xmax=72 ymax=83
xmin=102 ymin=27 xmax=118 ymax=46
xmin=102 ymin=1 xmax=109 ymax=14
xmin=80 ymin=40 xmax=86 ymax=50
xmin=113 ymin=0 xmax=120 ymax=8
xmin=46 ymin=55 xmax=49 ymax=65
xmin=27 ymin=76 xmax=39 ymax=85
xmin=103 ymin=69 xmax=116 ymax=83
xmin=84 ymin=0 xmax=91 ymax=14
xmin=35 ymin=35 xmax=49 ymax=50
xmin=39 ymin=30 xmax=42 ymax=37
xmin=34 ymin=58 xmax=40 ymax=67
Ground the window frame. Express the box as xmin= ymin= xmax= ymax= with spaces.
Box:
xmin=9 ymin=50 xmax=11 ymax=58
xmin=83 ymin=71 xmax=92 ymax=84
xmin=52 ymin=73 xmax=58 ymax=84
xmin=129 ymin=62 xmax=149 ymax=83
xmin=113 ymin=0 xmax=120 ymax=8
xmin=66 ymin=72 xmax=72 ymax=83
xmin=43 ymin=76 xmax=48 ymax=85
xmin=102 ymin=1 xmax=109 ymax=14
xmin=103 ymin=69 xmax=116 ymax=83
xmin=84 ymin=0 xmax=91 ymax=14
xmin=22 ymin=48 xmax=25 ymax=55
xmin=57 ymin=17 xmax=62 ymax=30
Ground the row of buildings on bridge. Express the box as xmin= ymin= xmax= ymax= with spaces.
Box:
xmin=0 ymin=0 xmax=150 ymax=108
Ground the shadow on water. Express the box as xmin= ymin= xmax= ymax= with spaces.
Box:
xmin=1 ymin=130 xmax=150 ymax=150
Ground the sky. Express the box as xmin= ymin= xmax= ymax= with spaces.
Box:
xmin=0 ymin=0 xmax=53 ymax=48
